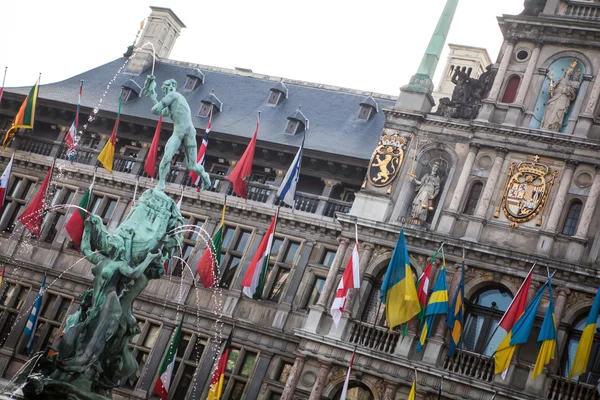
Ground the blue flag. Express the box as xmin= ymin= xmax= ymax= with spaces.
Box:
xmin=277 ymin=137 xmax=304 ymax=207
xmin=447 ymin=257 xmax=465 ymax=358
xmin=23 ymin=274 xmax=46 ymax=353
xmin=416 ymin=262 xmax=448 ymax=352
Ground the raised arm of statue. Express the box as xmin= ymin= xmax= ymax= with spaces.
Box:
xmin=151 ymin=91 xmax=176 ymax=118
xmin=142 ymin=75 xmax=158 ymax=105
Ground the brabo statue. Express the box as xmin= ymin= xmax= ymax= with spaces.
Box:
xmin=142 ymin=75 xmax=211 ymax=191
xmin=410 ymin=162 xmax=441 ymax=221
xmin=21 ymin=188 xmax=184 ymax=400
xmin=540 ymin=60 xmax=581 ymax=132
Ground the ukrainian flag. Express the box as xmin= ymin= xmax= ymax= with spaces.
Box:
xmin=569 ymin=286 xmax=600 ymax=379
xmin=494 ymin=280 xmax=548 ymax=375
xmin=379 ymin=229 xmax=420 ymax=330
xmin=416 ymin=261 xmax=448 ymax=352
xmin=447 ymin=257 xmax=465 ymax=358
xmin=532 ymin=283 xmax=557 ymax=380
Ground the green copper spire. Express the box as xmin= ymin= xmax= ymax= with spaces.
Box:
xmin=397 ymin=0 xmax=459 ymax=112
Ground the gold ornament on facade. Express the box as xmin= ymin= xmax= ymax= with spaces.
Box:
xmin=367 ymin=129 xmax=407 ymax=188
xmin=494 ymin=155 xmax=557 ymax=227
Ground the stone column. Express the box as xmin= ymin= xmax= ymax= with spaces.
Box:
xmin=462 ymin=148 xmax=508 ymax=242
xmin=504 ymin=42 xmax=542 ymax=126
xmin=566 ymin=165 xmax=600 ymax=262
xmin=308 ymin=362 xmax=332 ymax=400
xmin=478 ymin=39 xmax=517 ymax=122
xmin=551 ymin=288 xmax=571 ymax=373
xmin=575 ymin=66 xmax=600 ymax=137
xmin=438 ymin=143 xmax=480 ymax=234
xmin=281 ymin=356 xmax=306 ymax=400
xmin=382 ymin=383 xmax=397 ymax=400
xmin=304 ymin=238 xmax=350 ymax=333
xmin=536 ymin=160 xmax=578 ymax=255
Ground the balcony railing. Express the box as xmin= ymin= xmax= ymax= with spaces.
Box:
xmin=563 ymin=1 xmax=600 ymax=19
xmin=346 ymin=320 xmax=400 ymax=354
xmin=226 ymin=181 xmax=272 ymax=203
xmin=442 ymin=349 xmax=494 ymax=382
xmin=17 ymin=137 xmax=55 ymax=156
xmin=323 ymin=198 xmax=352 ymax=218
xmin=547 ymin=376 xmax=597 ymax=400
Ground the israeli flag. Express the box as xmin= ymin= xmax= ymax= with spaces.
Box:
xmin=277 ymin=140 xmax=304 ymax=207
xmin=24 ymin=274 xmax=46 ymax=354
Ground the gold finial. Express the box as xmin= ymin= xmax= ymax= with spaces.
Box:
xmin=533 ymin=155 xmax=540 ymax=162
xmin=570 ymin=60 xmax=578 ymax=68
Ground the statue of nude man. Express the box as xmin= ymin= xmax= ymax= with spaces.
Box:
xmin=142 ymin=75 xmax=211 ymax=191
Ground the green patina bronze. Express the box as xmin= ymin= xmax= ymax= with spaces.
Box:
xmin=20 ymin=188 xmax=185 ymax=399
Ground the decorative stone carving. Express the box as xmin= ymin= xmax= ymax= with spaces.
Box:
xmin=366 ymin=129 xmax=409 ymax=190
xmin=540 ymin=61 xmax=582 ymax=132
xmin=435 ymin=65 xmax=496 ymax=120
xmin=521 ymin=0 xmax=547 ymax=16
xmin=410 ymin=162 xmax=441 ymax=221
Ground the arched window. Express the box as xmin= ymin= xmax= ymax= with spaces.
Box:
xmin=562 ymin=200 xmax=583 ymax=236
xmin=463 ymin=182 xmax=483 ymax=215
xmin=501 ymin=76 xmax=521 ymax=103
xmin=333 ymin=382 xmax=374 ymax=400
xmin=463 ymin=286 xmax=513 ymax=356
xmin=562 ymin=314 xmax=600 ymax=382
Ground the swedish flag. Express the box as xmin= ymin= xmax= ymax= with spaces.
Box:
xmin=416 ymin=259 xmax=448 ymax=352
xmin=569 ymin=286 xmax=600 ymax=379
xmin=447 ymin=257 xmax=465 ymax=358
xmin=532 ymin=282 xmax=557 ymax=380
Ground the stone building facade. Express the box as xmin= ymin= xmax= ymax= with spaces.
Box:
xmin=0 ymin=2 xmax=599 ymax=400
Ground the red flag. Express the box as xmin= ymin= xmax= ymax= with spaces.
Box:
xmin=18 ymin=163 xmax=54 ymax=236
xmin=227 ymin=115 xmax=259 ymax=199
xmin=207 ymin=334 xmax=232 ymax=400
xmin=0 ymin=154 xmax=15 ymax=215
xmin=64 ymin=182 xmax=93 ymax=248
xmin=330 ymin=224 xmax=360 ymax=326
xmin=498 ymin=264 xmax=534 ymax=331
xmin=144 ymin=116 xmax=162 ymax=178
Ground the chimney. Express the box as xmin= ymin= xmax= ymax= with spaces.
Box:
xmin=126 ymin=6 xmax=186 ymax=75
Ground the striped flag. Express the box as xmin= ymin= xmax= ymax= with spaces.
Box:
xmin=3 ymin=78 xmax=39 ymax=149
xmin=447 ymin=255 xmax=465 ymax=358
xmin=416 ymin=253 xmax=448 ymax=352
xmin=154 ymin=316 xmax=184 ymax=400
xmin=64 ymin=180 xmax=94 ymax=249
xmin=569 ymin=286 xmax=600 ymax=379
xmin=417 ymin=244 xmax=443 ymax=318
xmin=65 ymin=81 xmax=83 ymax=159
xmin=242 ymin=212 xmax=277 ymax=299
xmin=340 ymin=351 xmax=355 ymax=400
xmin=23 ymin=274 xmax=46 ymax=354
xmin=276 ymin=136 xmax=304 ymax=207
xmin=532 ymin=278 xmax=557 ymax=380
xmin=331 ymin=224 xmax=360 ymax=327
xmin=0 ymin=154 xmax=15 ymax=215
xmin=97 ymin=92 xmax=122 ymax=172
xmin=190 ymin=107 xmax=212 ymax=190
xmin=207 ymin=333 xmax=233 ymax=400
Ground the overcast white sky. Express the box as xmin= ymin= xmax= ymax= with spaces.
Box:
xmin=1 ymin=0 xmax=524 ymax=96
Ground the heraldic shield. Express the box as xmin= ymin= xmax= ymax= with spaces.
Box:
xmin=367 ymin=130 xmax=406 ymax=188
xmin=496 ymin=156 xmax=557 ymax=226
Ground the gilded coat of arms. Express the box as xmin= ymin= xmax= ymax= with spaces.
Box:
xmin=367 ymin=130 xmax=407 ymax=189
xmin=494 ymin=156 xmax=558 ymax=227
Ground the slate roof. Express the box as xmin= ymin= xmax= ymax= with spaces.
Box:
xmin=6 ymin=58 xmax=395 ymax=160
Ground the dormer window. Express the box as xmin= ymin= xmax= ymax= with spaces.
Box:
xmin=267 ymin=81 xmax=288 ymax=106
xmin=358 ymin=95 xmax=379 ymax=121
xmin=121 ymin=79 xmax=142 ymax=102
xmin=183 ymin=68 xmax=205 ymax=92
xmin=285 ymin=107 xmax=309 ymax=135
xmin=198 ymin=90 xmax=223 ymax=118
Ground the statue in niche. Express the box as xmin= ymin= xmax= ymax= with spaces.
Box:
xmin=540 ymin=61 xmax=581 ymax=132
xmin=436 ymin=65 xmax=496 ymax=120
xmin=410 ymin=162 xmax=441 ymax=221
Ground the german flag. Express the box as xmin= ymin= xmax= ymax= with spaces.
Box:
xmin=207 ymin=334 xmax=232 ymax=400
xmin=2 ymin=78 xmax=40 ymax=149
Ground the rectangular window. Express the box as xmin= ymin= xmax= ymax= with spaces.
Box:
xmin=124 ymin=320 xmax=161 ymax=389
xmin=306 ymin=277 xmax=326 ymax=308
xmin=183 ymin=77 xmax=197 ymax=91
xmin=218 ymin=225 xmax=253 ymax=289
xmin=264 ymin=238 xmax=302 ymax=302
xmin=172 ymin=214 xmax=206 ymax=277
xmin=43 ymin=186 xmax=76 ymax=243
xmin=321 ymin=249 xmax=336 ymax=268
xmin=0 ymin=176 xmax=37 ymax=233
xmin=221 ymin=347 xmax=257 ymax=399
xmin=164 ymin=330 xmax=207 ymax=399
xmin=199 ymin=103 xmax=213 ymax=118
xmin=267 ymin=90 xmax=281 ymax=106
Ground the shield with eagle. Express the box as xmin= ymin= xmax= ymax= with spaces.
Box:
xmin=497 ymin=156 xmax=557 ymax=226
xmin=367 ymin=130 xmax=406 ymax=188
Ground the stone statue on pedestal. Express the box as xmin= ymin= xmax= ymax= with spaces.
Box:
xmin=436 ymin=65 xmax=496 ymax=120
xmin=540 ymin=63 xmax=580 ymax=132
xmin=410 ymin=163 xmax=441 ymax=221
xmin=142 ymin=75 xmax=211 ymax=191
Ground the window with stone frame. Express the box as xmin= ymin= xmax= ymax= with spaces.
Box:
xmin=300 ymin=246 xmax=335 ymax=309
xmin=183 ymin=76 xmax=199 ymax=92
xmin=42 ymin=185 xmax=77 ymax=244
xmin=263 ymin=236 xmax=302 ymax=302
xmin=219 ymin=346 xmax=258 ymax=399
xmin=264 ymin=358 xmax=294 ymax=400
xmin=150 ymin=328 xmax=208 ymax=400
xmin=267 ymin=90 xmax=282 ymax=106
xmin=88 ymin=192 xmax=119 ymax=224
xmin=122 ymin=319 xmax=161 ymax=389
xmin=172 ymin=213 xmax=207 ymax=277
xmin=17 ymin=291 xmax=73 ymax=355
xmin=0 ymin=175 xmax=37 ymax=233
xmin=0 ymin=281 xmax=30 ymax=347
xmin=198 ymin=103 xmax=213 ymax=118
xmin=501 ymin=75 xmax=520 ymax=104
xmin=562 ymin=313 xmax=600 ymax=383
xmin=219 ymin=225 xmax=253 ymax=289
xmin=462 ymin=181 xmax=483 ymax=215
xmin=462 ymin=286 xmax=513 ymax=356
xmin=561 ymin=199 xmax=583 ymax=236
